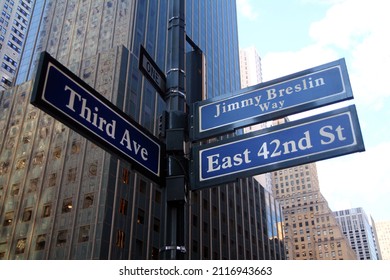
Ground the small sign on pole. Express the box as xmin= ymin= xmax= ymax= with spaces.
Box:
xmin=139 ymin=45 xmax=167 ymax=97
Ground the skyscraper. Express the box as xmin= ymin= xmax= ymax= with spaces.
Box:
xmin=0 ymin=0 xmax=36 ymax=90
xmin=239 ymin=46 xmax=262 ymax=88
xmin=0 ymin=0 xmax=285 ymax=260
xmin=373 ymin=220 xmax=390 ymax=260
xmin=333 ymin=207 xmax=379 ymax=260
xmin=238 ymin=46 xmax=273 ymax=193
xmin=271 ymin=161 xmax=357 ymax=260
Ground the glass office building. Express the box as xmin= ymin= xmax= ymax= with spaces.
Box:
xmin=0 ymin=0 xmax=36 ymax=90
xmin=334 ymin=207 xmax=379 ymax=260
xmin=0 ymin=0 xmax=285 ymax=259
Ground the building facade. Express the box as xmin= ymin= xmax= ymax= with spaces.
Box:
xmin=239 ymin=46 xmax=262 ymax=88
xmin=333 ymin=207 xmax=379 ymax=260
xmin=373 ymin=220 xmax=390 ymax=260
xmin=0 ymin=0 xmax=35 ymax=90
xmin=271 ymin=160 xmax=357 ymax=260
xmin=0 ymin=0 xmax=285 ymax=260
xmin=238 ymin=46 xmax=273 ymax=193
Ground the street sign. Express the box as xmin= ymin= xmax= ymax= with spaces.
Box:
xmin=31 ymin=52 xmax=164 ymax=183
xmin=191 ymin=105 xmax=364 ymax=190
xmin=192 ymin=58 xmax=353 ymax=141
xmin=139 ymin=45 xmax=167 ymax=96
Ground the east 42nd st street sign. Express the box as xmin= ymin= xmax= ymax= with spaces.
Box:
xmin=191 ymin=105 xmax=365 ymax=190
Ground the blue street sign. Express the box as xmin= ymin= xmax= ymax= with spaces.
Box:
xmin=191 ymin=105 xmax=364 ymax=190
xmin=139 ymin=45 xmax=166 ymax=96
xmin=31 ymin=52 xmax=164 ymax=182
xmin=192 ymin=58 xmax=353 ymax=141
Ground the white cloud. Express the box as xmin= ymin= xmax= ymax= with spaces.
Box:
xmin=261 ymin=0 xmax=390 ymax=108
xmin=261 ymin=45 xmax=338 ymax=81
xmin=236 ymin=0 xmax=259 ymax=21
xmin=256 ymin=0 xmax=390 ymax=220
xmin=317 ymin=142 xmax=390 ymax=218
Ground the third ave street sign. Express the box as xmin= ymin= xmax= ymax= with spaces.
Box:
xmin=191 ymin=105 xmax=365 ymax=190
xmin=192 ymin=58 xmax=353 ymax=141
xmin=31 ymin=52 xmax=164 ymax=183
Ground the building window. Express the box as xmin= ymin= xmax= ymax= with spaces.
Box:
xmin=83 ymin=194 xmax=94 ymax=209
xmin=35 ymin=234 xmax=46 ymax=251
xmin=42 ymin=204 xmax=52 ymax=217
xmin=3 ymin=212 xmax=13 ymax=226
xmin=154 ymin=190 xmax=161 ymax=203
xmin=33 ymin=152 xmax=44 ymax=165
xmin=151 ymin=247 xmax=159 ymax=260
xmin=122 ymin=167 xmax=129 ymax=184
xmin=11 ymin=183 xmax=20 ymax=196
xmin=62 ymin=198 xmax=73 ymax=213
xmin=53 ymin=146 xmax=62 ymax=159
xmin=67 ymin=168 xmax=77 ymax=183
xmin=137 ymin=209 xmax=145 ymax=225
xmin=153 ymin=218 xmax=160 ymax=233
xmin=78 ymin=225 xmax=90 ymax=242
xmin=71 ymin=140 xmax=81 ymax=154
xmin=119 ymin=198 xmax=128 ymax=215
xmin=48 ymin=173 xmax=57 ymax=187
xmin=57 ymin=230 xmax=67 ymax=246
xmin=15 ymin=238 xmax=27 ymax=254
xmin=0 ymin=161 xmax=10 ymax=175
xmin=89 ymin=162 xmax=97 ymax=176
xmin=22 ymin=208 xmax=32 ymax=222
xmin=28 ymin=178 xmax=38 ymax=193
xmin=15 ymin=158 xmax=26 ymax=169
xmin=192 ymin=240 xmax=198 ymax=253
xmin=139 ymin=180 xmax=146 ymax=193
xmin=116 ymin=230 xmax=125 ymax=248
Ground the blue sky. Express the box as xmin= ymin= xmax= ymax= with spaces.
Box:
xmin=236 ymin=0 xmax=390 ymax=221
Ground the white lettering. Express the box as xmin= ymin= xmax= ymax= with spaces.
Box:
xmin=320 ymin=125 xmax=347 ymax=144
xmin=120 ymin=130 xmax=149 ymax=161
xmin=65 ymin=85 xmax=81 ymax=112
xmin=206 ymin=149 xmax=251 ymax=173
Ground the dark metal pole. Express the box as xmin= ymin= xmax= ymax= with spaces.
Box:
xmin=161 ymin=0 xmax=187 ymax=260
xmin=166 ymin=0 xmax=186 ymax=111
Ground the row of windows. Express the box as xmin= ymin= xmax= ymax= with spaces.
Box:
xmin=275 ymin=184 xmax=312 ymax=196
xmin=0 ymin=225 xmax=91 ymax=258
xmin=274 ymin=165 xmax=310 ymax=176
xmin=1 ymin=76 xmax=12 ymax=86
xmin=2 ymin=193 xmax=95 ymax=226
xmin=1 ymin=62 xmax=15 ymax=74
xmin=1 ymin=11 xmax=11 ymax=21
xmin=7 ymin=40 xmax=20 ymax=53
xmin=11 ymin=211 xmax=159 ymax=254
xmin=3 ymin=54 xmax=17 ymax=66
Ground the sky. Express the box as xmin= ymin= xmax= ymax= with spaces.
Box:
xmin=236 ymin=0 xmax=390 ymax=222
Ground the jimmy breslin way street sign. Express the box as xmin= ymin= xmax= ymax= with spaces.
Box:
xmin=192 ymin=58 xmax=353 ymax=141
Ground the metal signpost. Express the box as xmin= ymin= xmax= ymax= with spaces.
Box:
xmin=31 ymin=52 xmax=164 ymax=184
xmin=191 ymin=105 xmax=365 ymax=190
xmin=192 ymin=58 xmax=353 ymax=140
